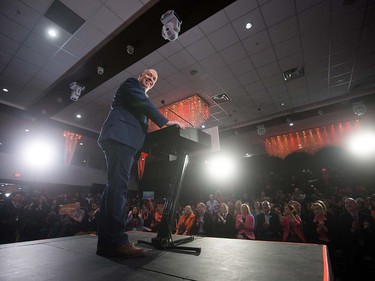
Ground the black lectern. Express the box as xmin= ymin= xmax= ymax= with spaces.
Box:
xmin=138 ymin=125 xmax=211 ymax=253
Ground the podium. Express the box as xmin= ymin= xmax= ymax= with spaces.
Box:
xmin=138 ymin=125 xmax=211 ymax=253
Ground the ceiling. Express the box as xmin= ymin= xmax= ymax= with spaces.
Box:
xmin=0 ymin=0 xmax=375 ymax=143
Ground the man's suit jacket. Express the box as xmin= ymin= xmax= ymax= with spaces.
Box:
xmin=98 ymin=78 xmax=168 ymax=150
xmin=256 ymin=212 xmax=282 ymax=240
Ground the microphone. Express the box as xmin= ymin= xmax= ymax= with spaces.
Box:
xmin=161 ymin=100 xmax=194 ymax=128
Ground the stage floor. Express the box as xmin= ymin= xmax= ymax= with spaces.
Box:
xmin=0 ymin=232 xmax=331 ymax=281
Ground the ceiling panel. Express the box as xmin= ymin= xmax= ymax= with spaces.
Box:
xmin=0 ymin=0 xmax=373 ymax=143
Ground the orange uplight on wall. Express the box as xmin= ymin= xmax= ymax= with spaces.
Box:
xmin=148 ymin=95 xmax=209 ymax=132
xmin=264 ymin=120 xmax=361 ymax=159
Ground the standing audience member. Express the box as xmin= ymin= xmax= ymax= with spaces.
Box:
xmin=69 ymin=202 xmax=86 ymax=235
xmin=0 ymin=192 xmax=24 ymax=243
xmin=278 ymin=204 xmax=305 ymax=243
xmin=256 ymin=201 xmax=282 ymax=241
xmin=206 ymin=194 xmax=219 ymax=215
xmin=235 ymin=204 xmax=255 ymax=240
xmin=86 ymin=202 xmax=100 ymax=233
xmin=213 ymin=203 xmax=235 ymax=238
xmin=192 ymin=202 xmax=213 ymax=237
xmin=338 ymin=198 xmax=374 ymax=280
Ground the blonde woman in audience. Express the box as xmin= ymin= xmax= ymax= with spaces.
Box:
xmin=235 ymin=203 xmax=255 ymax=240
xmin=305 ymin=201 xmax=335 ymax=244
xmin=234 ymin=200 xmax=242 ymax=218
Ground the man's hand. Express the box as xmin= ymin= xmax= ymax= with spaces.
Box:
xmin=166 ymin=120 xmax=186 ymax=129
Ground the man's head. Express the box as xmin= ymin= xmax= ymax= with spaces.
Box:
xmin=184 ymin=205 xmax=192 ymax=215
xmin=344 ymin=197 xmax=358 ymax=213
xmin=138 ymin=69 xmax=158 ymax=92
xmin=262 ymin=201 xmax=271 ymax=214
xmin=197 ymin=202 xmax=206 ymax=214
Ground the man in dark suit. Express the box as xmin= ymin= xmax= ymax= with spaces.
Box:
xmin=338 ymin=197 xmax=374 ymax=280
xmin=96 ymin=69 xmax=185 ymax=258
xmin=256 ymin=201 xmax=282 ymax=241
xmin=192 ymin=202 xmax=214 ymax=237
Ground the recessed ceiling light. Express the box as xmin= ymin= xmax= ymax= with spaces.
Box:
xmin=25 ymin=129 xmax=30 ymax=132
xmin=281 ymin=102 xmax=285 ymax=106
xmin=201 ymin=125 xmax=206 ymax=128
xmin=2 ymin=88 xmax=8 ymax=92
xmin=47 ymin=28 xmax=57 ymax=37
xmin=76 ymin=114 xmax=82 ymax=118
xmin=79 ymin=142 xmax=83 ymax=146
xmin=246 ymin=22 xmax=253 ymax=29
xmin=289 ymin=123 xmax=294 ymax=127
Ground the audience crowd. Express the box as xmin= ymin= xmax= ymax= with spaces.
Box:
xmin=1 ymin=162 xmax=374 ymax=281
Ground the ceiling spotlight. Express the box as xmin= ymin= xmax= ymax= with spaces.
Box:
xmin=2 ymin=88 xmax=9 ymax=92
xmin=257 ymin=125 xmax=266 ymax=136
xmin=286 ymin=118 xmax=294 ymax=127
xmin=201 ymin=125 xmax=206 ymax=128
xmin=352 ymin=101 xmax=366 ymax=116
xmin=246 ymin=22 xmax=253 ymax=29
xmin=47 ymin=28 xmax=57 ymax=37
xmin=25 ymin=129 xmax=30 ymax=132
xmin=76 ymin=114 xmax=82 ymax=119
xmin=97 ymin=66 xmax=104 ymax=75
xmin=281 ymin=102 xmax=285 ymax=106
xmin=79 ymin=142 xmax=83 ymax=146
xmin=126 ymin=45 xmax=134 ymax=55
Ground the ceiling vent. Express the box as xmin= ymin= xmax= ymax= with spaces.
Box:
xmin=212 ymin=93 xmax=231 ymax=104
xmin=283 ymin=67 xmax=304 ymax=81
xmin=44 ymin=0 xmax=85 ymax=34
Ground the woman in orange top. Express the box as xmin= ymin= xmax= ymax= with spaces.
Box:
xmin=175 ymin=205 xmax=195 ymax=235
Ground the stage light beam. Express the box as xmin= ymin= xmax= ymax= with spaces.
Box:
xmin=205 ymin=154 xmax=236 ymax=181
xmin=346 ymin=131 xmax=375 ymax=157
xmin=23 ymin=140 xmax=57 ymax=168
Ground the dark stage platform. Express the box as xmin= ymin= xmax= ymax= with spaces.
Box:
xmin=0 ymin=232 xmax=331 ymax=281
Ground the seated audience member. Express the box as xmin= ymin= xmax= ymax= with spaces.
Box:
xmin=125 ymin=206 xmax=144 ymax=231
xmin=370 ymin=194 xmax=375 ymax=221
xmin=235 ymin=203 xmax=255 ymax=240
xmin=213 ymin=202 xmax=236 ymax=238
xmin=141 ymin=205 xmax=153 ymax=230
xmin=234 ymin=200 xmax=242 ymax=217
xmin=338 ymin=197 xmax=374 ymax=280
xmin=151 ymin=201 xmax=164 ymax=232
xmin=175 ymin=205 xmax=195 ymax=235
xmin=206 ymin=194 xmax=219 ymax=215
xmin=251 ymin=201 xmax=262 ymax=217
xmin=278 ymin=204 xmax=305 ymax=243
xmin=192 ymin=202 xmax=213 ymax=237
xmin=256 ymin=201 xmax=282 ymax=241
